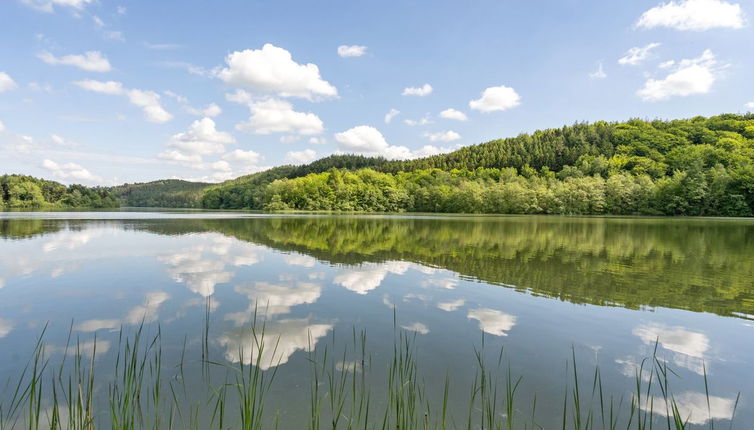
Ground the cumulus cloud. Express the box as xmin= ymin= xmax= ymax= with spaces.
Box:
xmin=403 ymin=115 xmax=432 ymax=126
xmin=467 ymin=308 xmax=517 ymax=336
xmin=401 ymin=322 xmax=429 ymax=334
xmin=384 ymin=108 xmax=400 ymax=124
xmin=218 ymin=318 xmax=332 ymax=369
xmin=161 ymin=117 xmax=235 ymax=162
xmin=334 ymin=126 xmax=455 ymax=160
xmin=469 ymin=85 xmax=521 ymax=112
xmin=217 ymin=44 xmax=337 ymax=100
xmin=423 ymin=130 xmax=461 ymax=142
xmin=38 ymin=51 xmax=111 ymax=72
xmin=74 ymin=80 xmax=172 ymax=123
xmin=184 ymin=103 xmax=222 ymax=117
xmin=309 ymin=137 xmax=327 ymax=145
xmin=285 ymin=149 xmax=317 ymax=164
xmin=437 ymin=299 xmax=465 ymax=312
xmin=236 ymin=98 xmax=324 ymax=135
xmin=42 ymin=159 xmax=101 ymax=183
xmin=402 ymin=83 xmax=433 ymax=96
xmin=636 ymin=0 xmax=745 ymax=31
xmin=223 ymin=149 xmax=262 ymax=165
xmin=588 ymin=61 xmax=607 ymax=79
xmin=335 ymin=125 xmax=409 ymax=159
xmin=21 ymin=0 xmax=94 ymax=13
xmin=0 ymin=72 xmax=17 ymax=93
xmin=637 ymin=49 xmax=724 ymax=101
xmin=333 ymin=261 xmax=411 ymax=295
xmin=337 ymin=45 xmax=367 ymax=57
xmin=641 ymin=392 xmax=735 ymax=425
xmin=618 ymin=43 xmax=661 ymax=66
xmin=439 ymin=108 xmax=467 ymax=121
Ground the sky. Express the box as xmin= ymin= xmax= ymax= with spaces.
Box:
xmin=0 ymin=0 xmax=753 ymax=185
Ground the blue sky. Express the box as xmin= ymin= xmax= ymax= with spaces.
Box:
xmin=0 ymin=0 xmax=752 ymax=185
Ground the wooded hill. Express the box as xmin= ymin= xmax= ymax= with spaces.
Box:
xmin=1 ymin=174 xmax=118 ymax=208
xmin=200 ymin=114 xmax=754 ymax=216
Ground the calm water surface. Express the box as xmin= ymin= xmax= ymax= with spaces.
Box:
xmin=1 ymin=213 xmax=753 ymax=428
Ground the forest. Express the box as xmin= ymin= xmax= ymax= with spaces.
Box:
xmin=0 ymin=174 xmax=118 ymax=208
xmin=108 ymin=179 xmax=210 ymax=208
xmin=202 ymin=114 xmax=754 ymax=216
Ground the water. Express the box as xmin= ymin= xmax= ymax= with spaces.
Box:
xmin=1 ymin=212 xmax=753 ymax=428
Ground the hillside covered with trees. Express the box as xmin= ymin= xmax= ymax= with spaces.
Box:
xmin=1 ymin=174 xmax=118 ymax=208
xmin=109 ymin=179 xmax=211 ymax=208
xmin=201 ymin=114 xmax=754 ymax=216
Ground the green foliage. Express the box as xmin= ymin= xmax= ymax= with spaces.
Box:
xmin=198 ymin=114 xmax=754 ymax=216
xmin=200 ymin=155 xmax=387 ymax=209
xmin=0 ymin=174 xmax=118 ymax=209
xmin=108 ymin=179 xmax=210 ymax=208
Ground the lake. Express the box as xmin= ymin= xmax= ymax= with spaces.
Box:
xmin=1 ymin=212 xmax=753 ymax=429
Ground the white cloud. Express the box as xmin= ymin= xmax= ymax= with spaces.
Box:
xmin=309 ymin=137 xmax=327 ymax=145
xmin=21 ymin=0 xmax=94 ymax=13
xmin=74 ymin=79 xmax=123 ymax=95
xmin=467 ymin=308 xmax=517 ymax=336
xmin=41 ymin=159 xmax=101 ymax=183
xmin=637 ymin=49 xmax=724 ymax=101
xmin=282 ymin=254 xmax=317 ymax=268
xmin=104 ymin=31 xmax=125 ymax=42
xmin=589 ymin=61 xmax=607 ymax=79
xmin=74 ymin=80 xmax=172 ymax=123
xmin=334 ymin=125 xmax=453 ymax=160
xmin=333 ymin=261 xmax=411 ymax=294
xmin=285 ymin=149 xmax=317 ymax=164
xmin=384 ymin=108 xmax=400 ymax=124
xmin=437 ymin=299 xmax=465 ymax=312
xmin=636 ymin=0 xmax=745 ymax=31
xmin=337 ymin=45 xmax=367 ymax=58
xmin=126 ymin=89 xmax=173 ymax=123
xmin=184 ymin=103 xmax=222 ymax=117
xmin=161 ymin=117 xmax=235 ymax=161
xmin=0 ymin=72 xmax=18 ymax=93
xmin=0 ymin=318 xmax=13 ymax=338
xmin=335 ymin=125 xmax=409 ymax=159
xmin=412 ymin=145 xmax=457 ymax=158
xmin=745 ymin=101 xmax=754 ymax=109
xmin=641 ymin=392 xmax=735 ymax=425
xmin=618 ymin=43 xmax=661 ymax=66
xmin=403 ymin=115 xmax=432 ymax=126
xmin=236 ymin=98 xmax=324 ymax=135
xmin=401 ymin=322 xmax=429 ymax=334
xmin=117 ymin=6 xmax=126 ymax=14
xmin=225 ymin=89 xmax=254 ymax=105
xmin=633 ymin=323 xmax=709 ymax=358
xmin=402 ymin=83 xmax=433 ymax=96
xmin=423 ymin=130 xmax=461 ymax=142
xmin=50 ymin=134 xmax=78 ymax=147
xmin=38 ymin=51 xmax=111 ymax=72
xmin=218 ymin=318 xmax=332 ymax=369
xmin=217 ymin=44 xmax=337 ymax=100
xmin=223 ymin=149 xmax=262 ymax=165
xmin=0 ymin=120 xmax=5 ymax=132
xmin=439 ymin=108 xmax=467 ymax=121
xmin=469 ymin=85 xmax=521 ymax=112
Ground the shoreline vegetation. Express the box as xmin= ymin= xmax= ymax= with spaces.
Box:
xmin=3 ymin=114 xmax=754 ymax=216
xmin=0 ymin=316 xmax=741 ymax=429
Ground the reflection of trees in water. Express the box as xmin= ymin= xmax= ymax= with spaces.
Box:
xmin=186 ymin=216 xmax=754 ymax=318
xmin=4 ymin=216 xmax=753 ymax=317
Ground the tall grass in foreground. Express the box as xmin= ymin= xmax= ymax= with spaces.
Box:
xmin=0 ymin=317 xmax=741 ymax=430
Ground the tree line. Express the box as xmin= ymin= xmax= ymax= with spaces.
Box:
xmin=1 ymin=174 xmax=118 ymax=208
xmin=202 ymin=114 xmax=754 ymax=216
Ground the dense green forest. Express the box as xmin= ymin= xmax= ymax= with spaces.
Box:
xmin=201 ymin=114 xmax=754 ymax=216
xmin=200 ymin=154 xmax=387 ymax=208
xmin=0 ymin=174 xmax=118 ymax=208
xmin=108 ymin=179 xmax=210 ymax=208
